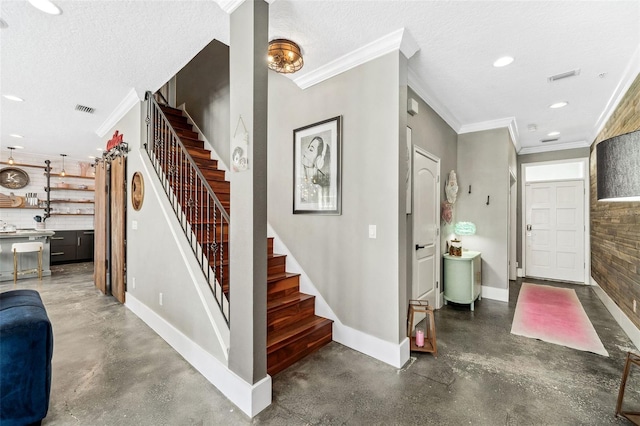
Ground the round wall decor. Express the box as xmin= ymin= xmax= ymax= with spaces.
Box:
xmin=131 ymin=171 xmax=144 ymax=211
xmin=0 ymin=167 xmax=30 ymax=189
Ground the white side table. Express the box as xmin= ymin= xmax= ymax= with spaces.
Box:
xmin=443 ymin=251 xmax=482 ymax=311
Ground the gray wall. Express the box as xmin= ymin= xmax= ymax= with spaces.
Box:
xmin=120 ymin=102 xmax=228 ymax=363
xmin=515 ymin=147 xmax=590 ymax=265
xmin=267 ymin=52 xmax=405 ymax=344
xmin=176 ymin=40 xmax=230 ymax=167
xmin=457 ymin=128 xmax=512 ymax=290
xmin=406 ymin=87 xmax=458 ymax=298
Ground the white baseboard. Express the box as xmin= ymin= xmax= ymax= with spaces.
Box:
xmin=481 ymin=285 xmax=509 ymax=302
xmin=591 ymin=277 xmax=640 ymax=351
xmin=267 ymin=224 xmax=410 ymax=369
xmin=125 ymin=293 xmax=272 ymax=417
xmin=517 ymin=268 xmax=524 ymax=278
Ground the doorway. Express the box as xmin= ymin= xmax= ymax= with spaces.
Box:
xmin=412 ymin=146 xmax=440 ymax=308
xmin=521 ymin=159 xmax=589 ymax=284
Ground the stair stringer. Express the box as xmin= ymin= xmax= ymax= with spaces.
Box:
xmin=267 ymin=223 xmax=410 ymax=369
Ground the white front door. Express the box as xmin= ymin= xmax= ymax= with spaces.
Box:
xmin=525 ymin=180 xmax=585 ymax=282
xmin=413 ymin=148 xmax=440 ymax=307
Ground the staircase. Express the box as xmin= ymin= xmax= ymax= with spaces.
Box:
xmin=151 ymin=101 xmax=333 ymax=376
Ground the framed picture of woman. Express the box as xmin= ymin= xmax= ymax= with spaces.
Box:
xmin=293 ymin=116 xmax=342 ymax=214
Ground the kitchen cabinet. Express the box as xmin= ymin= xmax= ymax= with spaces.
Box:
xmin=50 ymin=230 xmax=94 ymax=264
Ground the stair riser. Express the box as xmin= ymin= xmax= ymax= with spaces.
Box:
xmin=267 ymin=322 xmax=332 ymax=376
xmin=268 ymin=256 xmax=287 ymax=280
xmin=267 ymin=238 xmax=273 ymax=257
xmin=268 ymin=297 xmax=316 ymax=332
xmin=173 ymin=190 xmax=230 ymax=203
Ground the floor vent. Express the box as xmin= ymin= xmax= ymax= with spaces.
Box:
xmin=75 ymin=104 xmax=95 ymax=114
xmin=548 ymin=69 xmax=581 ymax=82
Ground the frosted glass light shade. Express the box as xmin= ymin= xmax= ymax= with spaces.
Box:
xmin=454 ymin=222 xmax=476 ymax=236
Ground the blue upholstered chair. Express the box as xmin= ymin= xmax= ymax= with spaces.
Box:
xmin=0 ymin=290 xmax=54 ymax=426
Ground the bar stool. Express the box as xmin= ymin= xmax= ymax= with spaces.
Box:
xmin=12 ymin=242 xmax=44 ymax=284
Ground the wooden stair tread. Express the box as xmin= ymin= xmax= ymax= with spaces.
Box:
xmin=267 ymin=292 xmax=314 ymax=311
xmin=267 ymin=271 xmax=300 ymax=284
xmin=267 ymin=315 xmax=333 ymax=351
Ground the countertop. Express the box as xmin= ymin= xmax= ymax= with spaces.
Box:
xmin=0 ymin=229 xmax=56 ymax=238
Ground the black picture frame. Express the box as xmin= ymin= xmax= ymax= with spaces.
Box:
xmin=293 ymin=116 xmax=342 ymax=214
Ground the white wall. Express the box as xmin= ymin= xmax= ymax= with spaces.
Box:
xmin=267 ymin=52 xmax=405 ymax=344
xmin=456 ymin=128 xmax=511 ymax=291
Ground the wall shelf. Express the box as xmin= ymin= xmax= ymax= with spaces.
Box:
xmin=47 ymin=172 xmax=94 ymax=180
xmin=0 ymin=161 xmax=47 ymax=169
xmin=48 ymin=200 xmax=94 ymax=204
xmin=46 ymin=187 xmax=95 ymax=192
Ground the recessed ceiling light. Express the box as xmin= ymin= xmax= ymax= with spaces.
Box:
xmin=12 ymin=145 xmax=24 ymax=149
xmin=493 ymin=56 xmax=514 ymax=67
xmin=527 ymin=124 xmax=537 ymax=132
xmin=88 ymin=155 xmax=96 ymax=159
xmin=3 ymin=94 xmax=24 ymax=102
xmin=549 ymin=101 xmax=568 ymax=109
xmin=9 ymin=134 xmax=24 ymax=138
xmin=28 ymin=0 xmax=62 ymax=15
xmin=96 ymin=147 xmax=104 ymax=152
xmin=547 ymin=131 xmax=560 ymax=137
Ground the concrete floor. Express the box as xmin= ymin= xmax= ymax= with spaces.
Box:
xmin=1 ymin=263 xmax=638 ymax=425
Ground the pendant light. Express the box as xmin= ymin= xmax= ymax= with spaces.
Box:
xmin=7 ymin=147 xmax=15 ymax=165
xmin=60 ymin=154 xmax=67 ymax=176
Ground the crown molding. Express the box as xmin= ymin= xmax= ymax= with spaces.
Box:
xmin=407 ymin=67 xmax=461 ymax=131
xmin=589 ymin=44 xmax=640 ymax=146
xmin=95 ymin=88 xmax=141 ymax=138
xmin=518 ymin=139 xmax=590 ymax=155
xmin=215 ymin=0 xmax=245 ymax=14
xmin=459 ymin=117 xmax=520 ymax=152
xmin=293 ymin=28 xmax=419 ymax=90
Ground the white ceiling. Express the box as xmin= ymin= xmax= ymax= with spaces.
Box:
xmin=1 ymin=0 xmax=639 ymax=162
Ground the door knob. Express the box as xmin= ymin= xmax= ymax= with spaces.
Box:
xmin=526 ymin=224 xmax=532 ymax=231
xmin=415 ymin=244 xmax=426 ymax=250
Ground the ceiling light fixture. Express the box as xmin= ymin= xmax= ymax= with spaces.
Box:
xmin=60 ymin=153 xmax=67 ymax=176
xmin=12 ymin=146 xmax=24 ymax=150
xmin=493 ymin=56 xmax=514 ymax=67
xmin=267 ymin=39 xmax=304 ymax=74
xmin=3 ymin=94 xmax=24 ymax=102
xmin=28 ymin=0 xmax=62 ymax=15
xmin=7 ymin=147 xmax=15 ymax=165
xmin=10 ymin=134 xmax=24 ymax=138
xmin=550 ymin=101 xmax=569 ymax=109
xmin=547 ymin=131 xmax=560 ymax=137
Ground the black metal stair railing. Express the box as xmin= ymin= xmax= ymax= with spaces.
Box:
xmin=144 ymin=91 xmax=230 ymax=325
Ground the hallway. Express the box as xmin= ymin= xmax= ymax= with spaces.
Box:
xmin=1 ymin=263 xmax=636 ymax=425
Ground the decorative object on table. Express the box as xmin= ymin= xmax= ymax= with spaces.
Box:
xmin=511 ymin=283 xmax=608 ymax=356
xmin=267 ymin=39 xmax=304 ymax=74
xmin=406 ymin=299 xmax=437 ymax=356
xmin=616 ymin=352 xmax=640 ymax=424
xmin=597 ymin=129 xmax=640 ymax=201
xmin=445 ymin=170 xmax=458 ymax=204
xmin=231 ymin=116 xmax=249 ymax=172
xmin=449 ymin=238 xmax=462 ymax=256
xmin=293 ymin=116 xmax=342 ymax=215
xmin=0 ymin=167 xmax=30 ymax=189
xmin=131 ymin=171 xmax=144 ymax=211
xmin=452 ymin=221 xmax=476 ymax=254
xmin=59 ymin=154 xmax=67 ymax=177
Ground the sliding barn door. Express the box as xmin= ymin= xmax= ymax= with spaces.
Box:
xmin=94 ymin=161 xmax=108 ymax=294
xmin=110 ymin=156 xmax=126 ymax=304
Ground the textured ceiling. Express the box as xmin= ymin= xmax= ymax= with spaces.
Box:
xmin=1 ymin=0 xmax=639 ymax=161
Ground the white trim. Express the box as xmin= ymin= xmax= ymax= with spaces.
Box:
xmin=407 ymin=67 xmax=461 ymax=131
xmin=215 ymin=0 xmax=245 ymax=14
xmin=590 ymin=44 xmax=640 ymax=145
xmin=518 ymin=140 xmax=590 ymax=155
xmin=591 ymin=277 xmax=640 ymax=351
xmin=517 ymin=268 xmax=524 ymax=278
xmin=95 ymin=89 xmax=141 ymax=137
xmin=294 ymin=28 xmax=419 ymax=90
xmin=458 ymin=117 xmax=520 ymax=152
xmin=267 ymin=224 xmax=410 ymax=368
xmin=126 ymin=293 xmax=272 ymax=417
xmin=481 ymin=285 xmax=509 ymax=302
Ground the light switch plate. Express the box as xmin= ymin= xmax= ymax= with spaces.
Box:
xmin=369 ymin=225 xmax=377 ymax=239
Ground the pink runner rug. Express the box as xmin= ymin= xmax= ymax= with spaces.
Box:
xmin=511 ymin=283 xmax=608 ymax=356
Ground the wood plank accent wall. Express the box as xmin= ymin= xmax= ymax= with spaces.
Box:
xmin=590 ymin=72 xmax=640 ymax=328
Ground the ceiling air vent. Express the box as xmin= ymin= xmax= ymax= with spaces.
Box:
xmin=540 ymin=138 xmax=560 ymax=143
xmin=548 ymin=69 xmax=581 ymax=82
xmin=75 ymin=104 xmax=95 ymax=114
